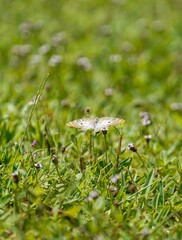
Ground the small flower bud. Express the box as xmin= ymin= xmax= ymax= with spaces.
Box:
xmin=34 ymin=163 xmax=42 ymax=169
xmin=31 ymin=140 xmax=37 ymax=147
xmin=60 ymin=146 xmax=66 ymax=153
xmin=61 ymin=99 xmax=70 ymax=108
xmin=128 ymin=183 xmax=137 ymax=193
xmin=50 ymin=147 xmax=56 ymax=153
xmin=51 ymin=154 xmax=58 ymax=166
xmin=85 ymin=107 xmax=91 ymax=115
xmin=109 ymin=186 xmax=117 ymax=192
xmin=109 ymin=186 xmax=118 ymax=197
xmin=127 ymin=143 xmax=137 ymax=152
xmin=102 ymin=127 xmax=108 ymax=135
xmin=33 ymin=153 xmax=38 ymax=160
xmin=144 ymin=135 xmax=152 ymax=143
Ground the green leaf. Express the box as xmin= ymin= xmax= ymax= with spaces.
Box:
xmin=142 ymin=170 xmax=154 ymax=198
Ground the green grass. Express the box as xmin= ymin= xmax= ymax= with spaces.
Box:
xmin=0 ymin=0 xmax=182 ymax=239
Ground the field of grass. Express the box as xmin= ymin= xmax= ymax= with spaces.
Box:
xmin=0 ymin=0 xmax=182 ymax=239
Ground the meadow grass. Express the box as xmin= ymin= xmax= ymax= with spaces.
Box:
xmin=0 ymin=0 xmax=182 ymax=239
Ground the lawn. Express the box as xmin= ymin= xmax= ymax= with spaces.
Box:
xmin=0 ymin=0 xmax=182 ymax=239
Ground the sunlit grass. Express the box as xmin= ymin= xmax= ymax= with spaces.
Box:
xmin=0 ymin=0 xmax=182 ymax=239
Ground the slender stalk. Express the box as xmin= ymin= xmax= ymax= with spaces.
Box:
xmin=89 ymin=132 xmax=93 ymax=163
xmin=55 ymin=165 xmax=65 ymax=183
xmin=13 ymin=73 xmax=49 ymax=169
xmin=103 ymin=133 xmax=108 ymax=164
xmin=116 ymin=133 xmax=124 ymax=170
xmin=136 ymin=151 xmax=148 ymax=172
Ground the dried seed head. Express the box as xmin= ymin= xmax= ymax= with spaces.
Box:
xmin=127 ymin=143 xmax=137 ymax=152
xmin=51 ymin=155 xmax=58 ymax=166
xmin=12 ymin=171 xmax=19 ymax=184
xmin=154 ymin=172 xmax=159 ymax=178
xmin=61 ymin=99 xmax=70 ymax=108
xmin=50 ymin=147 xmax=56 ymax=153
xmin=60 ymin=146 xmax=66 ymax=153
xmin=128 ymin=183 xmax=137 ymax=193
xmin=109 ymin=186 xmax=117 ymax=192
xmin=85 ymin=107 xmax=91 ymax=114
xmin=102 ymin=127 xmax=108 ymax=135
xmin=109 ymin=186 xmax=118 ymax=197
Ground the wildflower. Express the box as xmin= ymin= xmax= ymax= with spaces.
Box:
xmin=19 ymin=21 xmax=32 ymax=38
xmin=109 ymin=54 xmax=122 ymax=63
xmin=11 ymin=44 xmax=32 ymax=57
xmin=109 ymin=186 xmax=118 ymax=197
xmin=170 ymin=102 xmax=182 ymax=111
xmin=102 ymin=127 xmax=108 ymax=135
xmin=76 ymin=57 xmax=92 ymax=71
xmin=39 ymin=44 xmax=51 ymax=55
xmin=52 ymin=32 xmax=66 ymax=47
xmin=109 ymin=186 xmax=117 ymax=192
xmin=48 ymin=55 xmax=62 ymax=67
xmin=104 ymin=88 xmax=114 ymax=97
xmin=33 ymin=153 xmax=38 ymax=160
xmin=50 ymin=147 xmax=56 ymax=153
xmin=34 ymin=163 xmax=43 ymax=168
xmin=127 ymin=143 xmax=137 ymax=152
xmin=139 ymin=111 xmax=152 ymax=126
xmin=144 ymin=134 xmax=152 ymax=143
xmin=85 ymin=190 xmax=99 ymax=202
xmin=31 ymin=140 xmax=37 ymax=147
xmin=30 ymin=54 xmax=42 ymax=65
xmin=111 ymin=174 xmax=120 ymax=183
xmin=52 ymin=154 xmax=58 ymax=166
